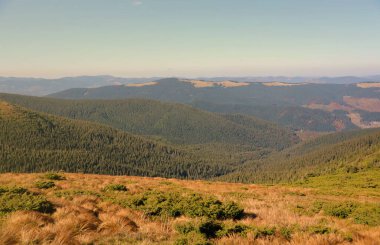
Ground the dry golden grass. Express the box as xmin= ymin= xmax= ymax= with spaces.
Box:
xmin=125 ymin=82 xmax=158 ymax=87
xmin=304 ymin=102 xmax=353 ymax=113
xmin=0 ymin=101 xmax=15 ymax=116
xmin=262 ymin=82 xmax=305 ymax=87
xmin=343 ymin=96 xmax=380 ymax=113
xmin=348 ymin=112 xmax=380 ymax=129
xmin=0 ymin=173 xmax=379 ymax=245
xmin=356 ymin=82 xmax=380 ymax=88
xmin=181 ymin=79 xmax=250 ymax=88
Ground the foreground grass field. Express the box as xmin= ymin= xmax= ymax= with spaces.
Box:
xmin=0 ymin=171 xmax=379 ymax=245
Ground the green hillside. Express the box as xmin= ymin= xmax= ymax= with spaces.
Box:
xmin=0 ymin=93 xmax=298 ymax=150
xmin=0 ymin=101 xmax=229 ymax=179
xmin=219 ymin=128 xmax=380 ymax=183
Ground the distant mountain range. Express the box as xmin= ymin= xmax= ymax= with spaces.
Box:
xmin=202 ymin=75 xmax=380 ymax=84
xmin=1 ymin=75 xmax=379 ymax=96
xmin=0 ymin=76 xmax=157 ymax=96
xmin=48 ymin=78 xmax=380 ymax=132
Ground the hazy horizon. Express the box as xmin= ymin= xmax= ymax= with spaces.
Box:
xmin=1 ymin=74 xmax=380 ymax=80
xmin=1 ymin=0 xmax=380 ymax=77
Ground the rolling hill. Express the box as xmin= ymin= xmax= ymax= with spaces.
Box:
xmin=0 ymin=100 xmax=229 ymax=179
xmin=220 ymin=128 xmax=380 ymax=183
xmin=0 ymin=93 xmax=298 ymax=150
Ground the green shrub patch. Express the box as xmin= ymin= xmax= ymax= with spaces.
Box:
xmin=119 ymin=191 xmax=244 ymax=220
xmin=0 ymin=186 xmax=54 ymax=214
xmin=311 ymin=200 xmax=380 ymax=226
xmin=44 ymin=172 xmax=66 ymax=180
xmin=35 ymin=181 xmax=55 ymax=189
xmin=103 ymin=184 xmax=128 ymax=192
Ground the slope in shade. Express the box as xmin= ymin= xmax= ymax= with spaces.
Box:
xmin=0 ymin=101 xmax=228 ymax=179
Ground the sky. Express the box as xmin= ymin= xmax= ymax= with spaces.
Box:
xmin=0 ymin=0 xmax=380 ymax=78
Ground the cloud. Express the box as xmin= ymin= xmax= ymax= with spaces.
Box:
xmin=132 ymin=0 xmax=143 ymax=6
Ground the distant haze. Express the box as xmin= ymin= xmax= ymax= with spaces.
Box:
xmin=1 ymin=75 xmax=380 ymax=96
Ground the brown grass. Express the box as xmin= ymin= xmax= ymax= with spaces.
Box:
xmin=0 ymin=101 xmax=15 ymax=116
xmin=182 ymin=79 xmax=250 ymax=88
xmin=356 ymin=82 xmax=380 ymax=88
xmin=262 ymin=82 xmax=305 ymax=87
xmin=305 ymin=102 xmax=353 ymax=113
xmin=347 ymin=112 xmax=380 ymax=129
xmin=343 ymin=96 xmax=380 ymax=113
xmin=125 ymin=82 xmax=158 ymax=87
xmin=305 ymin=100 xmax=380 ymax=129
xmin=0 ymin=173 xmax=379 ymax=244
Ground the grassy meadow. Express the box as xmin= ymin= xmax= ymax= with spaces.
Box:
xmin=0 ymin=170 xmax=379 ymax=245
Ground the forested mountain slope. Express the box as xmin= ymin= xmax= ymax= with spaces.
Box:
xmin=220 ymin=128 xmax=380 ymax=183
xmin=48 ymin=78 xmax=380 ymax=131
xmin=0 ymin=93 xmax=298 ymax=150
xmin=0 ymin=101 xmax=229 ymax=179
xmin=195 ymin=101 xmax=357 ymax=132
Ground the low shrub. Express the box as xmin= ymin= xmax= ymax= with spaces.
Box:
xmin=351 ymin=204 xmax=380 ymax=226
xmin=311 ymin=200 xmax=380 ymax=226
xmin=54 ymin=190 xmax=101 ymax=199
xmin=280 ymin=226 xmax=292 ymax=240
xmin=198 ymin=220 xmax=223 ymax=238
xmin=0 ymin=186 xmax=27 ymax=194
xmin=121 ymin=191 xmax=244 ymax=219
xmin=175 ymin=222 xmax=197 ymax=235
xmin=0 ymin=186 xmax=54 ymax=214
xmin=44 ymin=172 xmax=65 ymax=180
xmin=216 ymin=223 xmax=250 ymax=238
xmin=175 ymin=231 xmax=210 ymax=245
xmin=308 ymin=225 xmax=332 ymax=235
xmin=343 ymin=232 xmax=354 ymax=242
xmin=322 ymin=202 xmax=358 ymax=219
xmin=103 ymin=184 xmax=128 ymax=192
xmin=175 ymin=220 xmax=250 ymax=239
xmin=253 ymin=226 xmax=276 ymax=238
xmin=35 ymin=181 xmax=55 ymax=189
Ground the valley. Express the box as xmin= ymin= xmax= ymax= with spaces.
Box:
xmin=0 ymin=78 xmax=379 ymax=244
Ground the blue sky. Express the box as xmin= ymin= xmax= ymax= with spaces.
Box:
xmin=0 ymin=0 xmax=379 ymax=78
